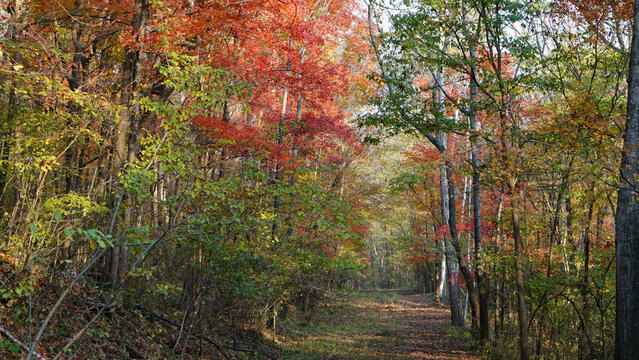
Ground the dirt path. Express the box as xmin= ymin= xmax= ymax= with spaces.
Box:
xmin=374 ymin=293 xmax=481 ymax=359
xmin=279 ymin=290 xmax=481 ymax=360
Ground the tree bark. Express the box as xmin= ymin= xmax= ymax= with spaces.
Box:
xmin=615 ymin=1 xmax=639 ymax=358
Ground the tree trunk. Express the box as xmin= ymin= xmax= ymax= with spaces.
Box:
xmin=438 ymin=233 xmax=447 ymax=302
xmin=445 ymin=161 xmax=480 ymax=332
xmin=510 ymin=178 xmax=530 ymax=360
xmin=2 ymin=0 xmax=24 ymax=242
xmin=112 ymin=0 xmax=149 ymax=172
xmin=469 ymin=45 xmax=489 ymax=346
xmin=107 ymin=0 xmax=149 ymax=287
xmin=615 ymin=1 xmax=639 ymax=358
xmin=579 ymin=199 xmax=594 ymax=359
xmin=438 ymin=138 xmax=463 ymax=326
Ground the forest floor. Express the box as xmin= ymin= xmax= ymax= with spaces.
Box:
xmin=0 ymin=289 xmax=480 ymax=359
xmin=277 ymin=290 xmax=481 ymax=360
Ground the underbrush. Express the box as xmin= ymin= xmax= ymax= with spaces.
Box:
xmin=0 ymin=274 xmax=281 ymax=360
xmin=443 ymin=323 xmax=477 ymax=351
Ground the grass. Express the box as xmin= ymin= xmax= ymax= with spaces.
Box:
xmin=276 ymin=290 xmax=404 ymax=360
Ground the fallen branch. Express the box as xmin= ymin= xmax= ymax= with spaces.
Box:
xmin=0 ymin=325 xmax=47 ymax=360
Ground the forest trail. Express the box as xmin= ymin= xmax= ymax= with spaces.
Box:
xmin=279 ymin=290 xmax=480 ymax=360
xmin=383 ymin=293 xmax=481 ymax=359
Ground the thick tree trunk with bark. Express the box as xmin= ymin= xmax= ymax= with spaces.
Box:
xmin=615 ymin=1 xmax=639 ymax=358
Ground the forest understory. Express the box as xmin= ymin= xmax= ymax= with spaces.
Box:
xmin=1 ymin=288 xmax=480 ymax=360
